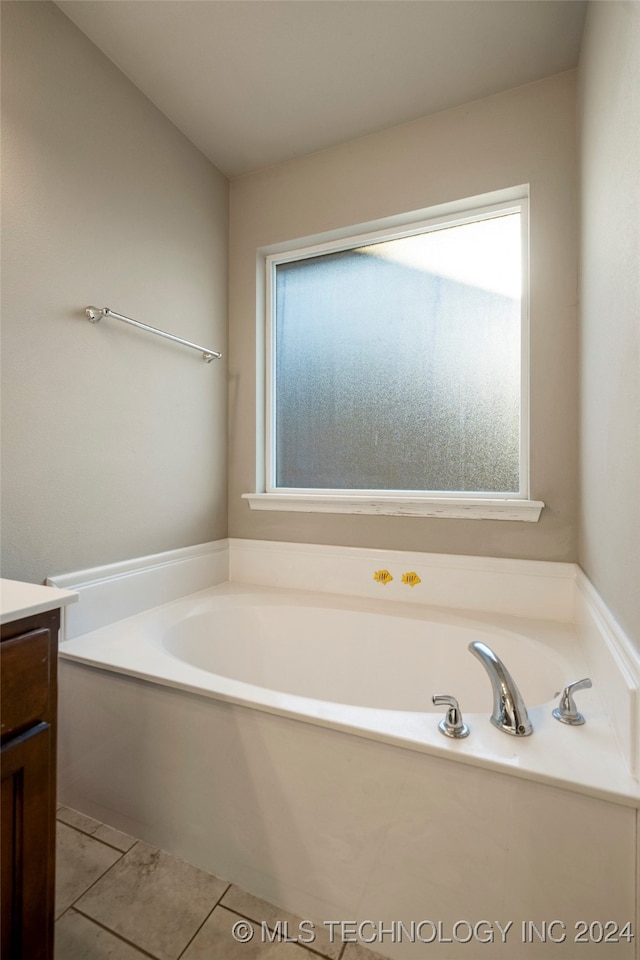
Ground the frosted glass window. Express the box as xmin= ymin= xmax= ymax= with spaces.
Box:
xmin=272 ymin=211 xmax=523 ymax=494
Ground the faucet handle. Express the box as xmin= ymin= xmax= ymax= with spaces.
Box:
xmin=432 ymin=695 xmax=470 ymax=739
xmin=552 ymin=678 xmax=593 ymax=725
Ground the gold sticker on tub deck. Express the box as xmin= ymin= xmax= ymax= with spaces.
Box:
xmin=401 ymin=571 xmax=422 ymax=587
xmin=373 ymin=569 xmax=393 ymax=585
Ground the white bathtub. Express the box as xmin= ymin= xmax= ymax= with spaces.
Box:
xmin=162 ymin=587 xmax=566 ymax=711
xmin=63 ymin=581 xmax=574 ymax=708
xmin=57 ymin=576 xmax=639 ymax=958
xmin=59 ymin=580 xmax=636 ymax=802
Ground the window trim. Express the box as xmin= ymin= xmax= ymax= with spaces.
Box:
xmin=245 ymin=187 xmax=544 ymax=522
xmin=242 ymin=492 xmax=544 ymax=521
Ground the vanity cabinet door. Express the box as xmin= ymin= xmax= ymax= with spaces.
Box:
xmin=0 ymin=609 xmax=59 ymax=960
xmin=1 ymin=722 xmax=54 ymax=960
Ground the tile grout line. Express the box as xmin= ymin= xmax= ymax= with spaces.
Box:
xmin=173 ymin=882 xmax=231 ymax=960
xmin=205 ymin=903 xmax=347 ymax=960
xmin=61 ymin=811 xmax=343 ymax=960
xmin=297 ymin=927 xmax=347 ymax=960
xmin=67 ymin=906 xmax=163 ymax=960
xmin=58 ymin=814 xmax=240 ymax=960
xmin=59 ymin=823 xmax=231 ymax=960
xmin=56 ymin=813 xmax=136 ymax=854
xmin=60 ymin=835 xmax=136 ymax=913
xmin=57 ymin=817 xmax=370 ymax=960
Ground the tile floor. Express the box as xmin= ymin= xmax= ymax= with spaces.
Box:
xmin=55 ymin=806 xmax=385 ymax=960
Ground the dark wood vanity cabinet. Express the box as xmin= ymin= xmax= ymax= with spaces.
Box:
xmin=1 ymin=609 xmax=60 ymax=960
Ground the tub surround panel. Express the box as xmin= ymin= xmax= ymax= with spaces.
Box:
xmin=575 ymin=569 xmax=640 ymax=779
xmin=229 ymin=538 xmax=576 ymax=622
xmin=50 ymin=538 xmax=576 ymax=639
xmin=57 ymin=665 xmax=636 ymax=959
xmin=48 ymin=540 xmax=229 ymax=640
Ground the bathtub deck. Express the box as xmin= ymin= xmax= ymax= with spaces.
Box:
xmin=55 ymin=805 xmax=383 ymax=960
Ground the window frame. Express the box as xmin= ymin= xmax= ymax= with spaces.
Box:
xmin=244 ymin=187 xmax=544 ymax=521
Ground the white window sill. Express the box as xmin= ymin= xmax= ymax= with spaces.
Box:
xmin=242 ymin=493 xmax=545 ymax=522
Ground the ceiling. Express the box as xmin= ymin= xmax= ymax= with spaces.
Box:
xmin=55 ymin=0 xmax=587 ymax=179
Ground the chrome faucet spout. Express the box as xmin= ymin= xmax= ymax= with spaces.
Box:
xmin=468 ymin=641 xmax=533 ymax=736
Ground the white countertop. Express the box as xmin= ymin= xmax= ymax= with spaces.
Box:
xmin=1 ymin=578 xmax=79 ymax=625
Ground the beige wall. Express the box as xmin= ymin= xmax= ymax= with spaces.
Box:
xmin=0 ymin=1 xmax=228 ymax=583
xmin=578 ymin=1 xmax=640 ymax=649
xmin=229 ymin=72 xmax=579 ymax=561
xmin=8 ymin=4 xmax=615 ymax=599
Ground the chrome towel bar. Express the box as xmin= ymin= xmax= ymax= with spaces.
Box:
xmin=85 ymin=307 xmax=222 ymax=363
